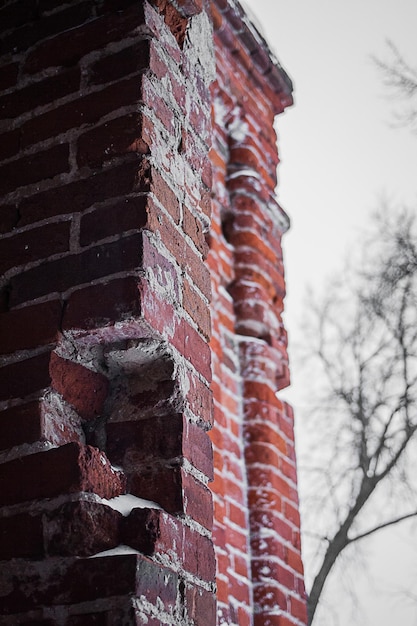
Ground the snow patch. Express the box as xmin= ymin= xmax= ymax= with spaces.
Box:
xmin=103 ymin=494 xmax=161 ymax=516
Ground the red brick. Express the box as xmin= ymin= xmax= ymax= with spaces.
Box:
xmin=0 ymin=220 xmax=70 ymax=274
xmin=49 ymin=353 xmax=109 ymax=421
xmin=184 ymin=420 xmax=213 ymax=479
xmin=182 ymin=470 xmax=213 ymax=528
xmin=182 ymin=205 xmax=209 ymax=257
xmin=185 ymin=585 xmax=216 ymax=626
xmin=150 ymin=169 xmax=181 ymax=223
xmin=122 ymin=507 xmax=163 ymax=555
xmin=0 ymin=350 xmax=51 ymax=402
xmin=184 ymin=525 xmax=216 ymax=582
xmin=175 ymin=318 xmax=212 ymax=382
xmin=0 ymin=442 xmax=126 ymax=505
xmin=10 ymin=232 xmax=145 ymax=307
xmin=0 ymin=144 xmax=69 ymax=196
xmin=186 ymin=372 xmax=213 ymax=426
xmin=0 ymin=300 xmax=62 ymax=354
xmin=253 ymin=583 xmax=287 ymax=612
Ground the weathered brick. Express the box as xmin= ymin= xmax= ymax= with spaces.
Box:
xmin=45 ymin=500 xmax=122 ymax=556
xmin=184 ymin=525 xmax=216 ymax=582
xmin=0 ymin=128 xmax=20 ymax=161
xmin=0 ymin=442 xmax=126 ymax=505
xmin=49 ymin=353 xmax=109 ymax=421
xmin=185 ymin=585 xmax=217 ymax=626
xmin=0 ymin=554 xmax=139 ymax=612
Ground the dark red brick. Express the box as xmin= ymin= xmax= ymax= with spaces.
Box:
xmin=0 ymin=67 xmax=80 ymax=120
xmin=0 ymin=144 xmax=69 ymax=196
xmin=9 ymin=232 xmax=145 ymax=307
xmin=23 ymin=4 xmax=146 ymax=74
xmin=77 ymin=113 xmax=149 ymax=169
xmin=18 ymin=157 xmax=148 ymax=226
xmin=129 ymin=464 xmax=183 ymax=514
xmin=0 ymin=221 xmax=70 ymax=274
xmin=21 ymin=76 xmax=144 ymax=148
xmin=0 ymin=350 xmax=51 ymax=402
xmin=0 ymin=62 xmax=19 ymax=91
xmin=0 ymin=300 xmax=62 ymax=354
xmin=63 ymin=277 xmax=142 ymax=331
xmin=122 ymin=507 xmax=162 ymax=555
xmin=89 ymin=39 xmax=150 ymax=85
xmin=182 ymin=471 xmax=213 ymax=529
xmin=0 ymin=512 xmax=44 ymax=559
xmin=0 ymin=400 xmax=43 ymax=450
xmin=0 ymin=207 xmax=23 ymax=244
xmin=0 ymin=128 xmax=20 ymax=161
xmin=0 ymin=2 xmax=94 ymax=56
xmin=106 ymin=414 xmax=183 ymax=466
xmin=79 ymin=196 xmax=148 ymax=246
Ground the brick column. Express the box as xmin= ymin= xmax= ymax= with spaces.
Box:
xmin=0 ymin=1 xmax=216 ymax=623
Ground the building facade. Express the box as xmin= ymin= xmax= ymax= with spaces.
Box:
xmin=0 ymin=1 xmax=306 ymax=624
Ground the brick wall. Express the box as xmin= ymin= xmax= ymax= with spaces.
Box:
xmin=209 ymin=2 xmax=307 ymax=625
xmin=0 ymin=1 xmax=306 ymax=624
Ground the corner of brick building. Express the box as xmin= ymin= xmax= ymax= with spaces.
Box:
xmin=0 ymin=1 xmax=306 ymax=625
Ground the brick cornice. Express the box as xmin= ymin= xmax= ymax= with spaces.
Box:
xmin=211 ymin=0 xmax=293 ymax=113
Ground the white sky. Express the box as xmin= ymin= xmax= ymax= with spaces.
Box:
xmin=249 ymin=1 xmax=417 ymax=624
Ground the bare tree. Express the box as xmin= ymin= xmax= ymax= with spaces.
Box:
xmin=373 ymin=40 xmax=417 ymax=131
xmin=298 ymin=209 xmax=417 ymax=624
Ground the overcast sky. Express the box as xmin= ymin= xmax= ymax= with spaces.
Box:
xmin=248 ymin=1 xmax=417 ymax=624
